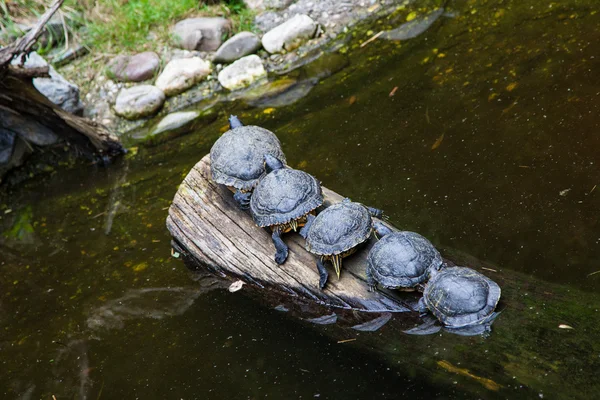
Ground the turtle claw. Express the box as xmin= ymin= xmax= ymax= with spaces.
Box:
xmin=319 ymin=274 xmax=328 ymax=290
xmin=317 ymin=257 xmax=329 ymax=290
xmin=233 ymin=190 xmax=251 ymax=210
xmin=368 ymin=284 xmax=377 ymax=293
xmin=275 ymin=247 xmax=288 ymax=265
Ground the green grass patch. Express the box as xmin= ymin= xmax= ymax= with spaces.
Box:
xmin=1 ymin=0 xmax=256 ymax=53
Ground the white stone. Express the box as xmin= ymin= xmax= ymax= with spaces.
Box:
xmin=114 ymin=85 xmax=165 ymax=120
xmin=155 ymin=57 xmax=212 ymax=96
xmin=152 ymin=111 xmax=200 ymax=135
xmin=261 ymin=14 xmax=317 ymax=54
xmin=217 ymin=55 xmax=267 ymax=91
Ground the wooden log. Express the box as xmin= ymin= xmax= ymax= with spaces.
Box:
xmin=167 ymin=154 xmax=414 ymax=313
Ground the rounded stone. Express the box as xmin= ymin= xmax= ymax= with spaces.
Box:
xmin=262 ymin=14 xmax=317 ymax=54
xmin=217 ymin=55 xmax=267 ymax=91
xmin=213 ymin=32 xmax=262 ymax=63
xmin=155 ymin=57 xmax=212 ymax=96
xmin=107 ymin=52 xmax=160 ymax=82
xmin=114 ymin=85 xmax=165 ymax=120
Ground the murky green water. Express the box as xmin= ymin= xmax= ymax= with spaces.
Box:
xmin=2 ymin=0 xmax=600 ymax=398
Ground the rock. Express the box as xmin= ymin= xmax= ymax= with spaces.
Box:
xmin=0 ymin=129 xmax=16 ymax=164
xmin=254 ymin=11 xmax=284 ymax=33
xmin=0 ymin=109 xmax=59 ymax=146
xmin=107 ymin=52 xmax=160 ymax=82
xmin=217 ymin=55 xmax=267 ymax=91
xmin=155 ymin=57 xmax=212 ymax=96
xmin=243 ymin=0 xmax=294 ymax=10
xmin=172 ymin=18 xmax=231 ymax=51
xmin=114 ymin=85 xmax=165 ymax=120
xmin=213 ymin=32 xmax=262 ymax=63
xmin=14 ymin=52 xmax=84 ymax=115
xmin=262 ymin=14 xmax=317 ymax=53
xmin=151 ymin=111 xmax=200 ymax=135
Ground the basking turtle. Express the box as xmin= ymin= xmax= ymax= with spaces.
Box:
xmin=366 ymin=229 xmax=443 ymax=292
xmin=250 ymin=155 xmax=323 ymax=264
xmin=300 ymin=198 xmax=385 ymax=289
xmin=417 ymin=266 xmax=501 ymax=335
xmin=210 ymin=115 xmax=286 ymax=209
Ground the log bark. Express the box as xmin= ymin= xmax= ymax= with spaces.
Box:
xmin=167 ymin=154 xmax=413 ymax=313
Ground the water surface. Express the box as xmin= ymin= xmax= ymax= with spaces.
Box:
xmin=2 ymin=0 xmax=600 ymax=398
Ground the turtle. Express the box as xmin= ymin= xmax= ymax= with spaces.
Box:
xmin=250 ymin=155 xmax=323 ymax=265
xmin=417 ymin=266 xmax=501 ymax=335
xmin=366 ymin=229 xmax=443 ymax=292
xmin=210 ymin=115 xmax=286 ymax=209
xmin=300 ymin=198 xmax=386 ymax=289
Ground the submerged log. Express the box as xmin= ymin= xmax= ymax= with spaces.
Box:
xmin=167 ymin=154 xmax=415 ymax=313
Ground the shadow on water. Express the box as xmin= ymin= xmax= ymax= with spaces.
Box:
xmin=1 ymin=0 xmax=600 ymax=398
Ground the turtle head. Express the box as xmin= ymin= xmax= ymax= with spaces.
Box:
xmin=264 ymin=154 xmax=285 ymax=174
xmin=228 ymin=115 xmax=244 ymax=129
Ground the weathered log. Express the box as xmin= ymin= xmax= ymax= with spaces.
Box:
xmin=167 ymin=154 xmax=415 ymax=313
xmin=0 ymin=0 xmax=123 ymax=184
xmin=0 ymin=0 xmax=64 ymax=73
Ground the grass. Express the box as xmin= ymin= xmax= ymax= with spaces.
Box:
xmin=1 ymin=0 xmax=256 ymax=53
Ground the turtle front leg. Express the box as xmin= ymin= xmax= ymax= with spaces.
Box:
xmin=233 ymin=189 xmax=251 ymax=210
xmin=299 ymin=214 xmax=315 ymax=239
xmin=317 ymin=256 xmax=329 ymax=289
xmin=373 ymin=221 xmax=393 ymax=238
xmin=271 ymin=227 xmax=289 ymax=265
xmin=366 ymin=206 xmax=384 ymax=218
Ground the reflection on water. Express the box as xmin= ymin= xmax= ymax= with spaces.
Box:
xmin=87 ymin=286 xmax=213 ymax=331
xmin=2 ymin=0 xmax=600 ymax=398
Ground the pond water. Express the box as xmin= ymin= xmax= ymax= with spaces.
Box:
xmin=2 ymin=0 xmax=600 ymax=398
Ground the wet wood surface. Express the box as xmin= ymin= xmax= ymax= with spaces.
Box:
xmin=167 ymin=154 xmax=413 ymax=313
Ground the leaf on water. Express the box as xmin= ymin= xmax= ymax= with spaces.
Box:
xmin=406 ymin=11 xmax=418 ymax=21
xmin=437 ymin=360 xmax=501 ymax=391
xmin=263 ymin=107 xmax=276 ymax=114
xmin=558 ymin=324 xmax=574 ymax=330
xmin=389 ymin=86 xmax=398 ymax=97
xmin=506 ymin=82 xmax=518 ymax=92
xmin=559 ymin=188 xmax=571 ymax=197
xmin=587 ymin=270 xmax=600 ymax=277
xmin=170 ymin=248 xmax=180 ymax=258
xmin=228 ymin=280 xmax=245 ymax=293
xmin=431 ymin=133 xmax=445 ymax=150
xmin=348 ymin=95 xmax=357 ymax=105
xmin=337 ymin=338 xmax=357 ymax=344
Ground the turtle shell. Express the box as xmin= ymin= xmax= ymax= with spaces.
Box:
xmin=367 ymin=231 xmax=442 ymax=289
xmin=250 ymin=168 xmax=323 ymax=227
xmin=423 ymin=267 xmax=501 ymax=328
xmin=305 ymin=201 xmax=372 ymax=256
xmin=210 ymin=125 xmax=286 ymax=191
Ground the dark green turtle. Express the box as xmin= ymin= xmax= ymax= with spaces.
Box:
xmin=210 ymin=115 xmax=286 ymax=209
xmin=417 ymin=266 xmax=501 ymax=335
xmin=250 ymin=155 xmax=323 ymax=265
xmin=300 ymin=198 xmax=385 ymax=289
xmin=366 ymin=229 xmax=443 ymax=292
